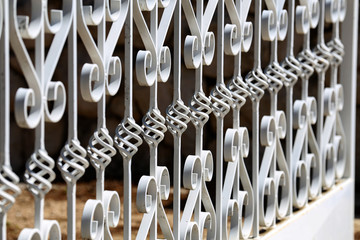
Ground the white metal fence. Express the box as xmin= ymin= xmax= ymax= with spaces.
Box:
xmin=0 ymin=0 xmax=357 ymax=239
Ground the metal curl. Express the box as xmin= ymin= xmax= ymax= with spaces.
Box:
xmin=87 ymin=127 xmax=116 ymax=170
xmin=142 ymin=108 xmax=167 ymax=147
xmin=245 ymin=69 xmax=269 ymax=101
xmin=189 ymin=91 xmax=213 ymax=128
xmin=114 ymin=117 xmax=143 ymax=159
xmin=227 ymin=76 xmax=250 ymax=109
xmin=0 ymin=166 xmax=21 ymax=214
xmin=210 ymin=83 xmax=233 ymax=118
xmin=166 ymin=99 xmax=190 ymax=137
xmin=58 ymin=138 xmax=88 ymax=183
xmin=24 ymin=149 xmax=56 ymax=196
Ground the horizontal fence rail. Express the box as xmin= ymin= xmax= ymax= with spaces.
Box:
xmin=0 ymin=0 xmax=357 ymax=239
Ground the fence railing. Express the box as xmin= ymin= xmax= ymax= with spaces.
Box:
xmin=0 ymin=0 xmax=357 ymax=239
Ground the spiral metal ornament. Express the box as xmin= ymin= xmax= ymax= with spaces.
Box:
xmin=327 ymin=38 xmax=344 ymax=67
xmin=292 ymin=0 xmax=323 ymax=201
xmin=58 ymin=139 xmax=88 ymax=183
xmin=114 ymin=117 xmax=143 ymax=160
xmin=227 ymin=76 xmax=250 ymax=109
xmin=313 ymin=43 xmax=332 ymax=73
xmin=166 ymin=99 xmax=190 ymax=137
xmin=210 ymin=83 xmax=233 ymax=118
xmin=264 ymin=62 xmax=285 ymax=93
xmin=281 ymin=55 xmax=302 ymax=87
xmin=141 ymin=108 xmax=167 ymax=147
xmin=189 ymin=91 xmax=213 ymax=129
xmin=24 ymin=149 xmax=56 ymax=197
xmin=0 ymin=166 xmax=21 ymax=214
xmin=88 ymin=127 xmax=117 ymax=170
xmin=297 ymin=49 xmax=317 ymax=78
xmin=324 ymin=0 xmax=347 ymax=181
xmin=245 ymin=69 xmax=269 ymax=101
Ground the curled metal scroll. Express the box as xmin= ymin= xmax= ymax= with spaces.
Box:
xmin=258 ymin=0 xmax=290 ymax=228
xmin=311 ymin=0 xmax=342 ymax=191
xmin=133 ymin=0 xmax=175 ymax=238
xmin=181 ymin=0 xmax=218 ymax=238
xmin=292 ymin=0 xmax=322 ymax=205
xmin=324 ymin=0 xmax=346 ymax=181
xmin=180 ymin=151 xmax=215 ymax=239
xmin=0 ymin=0 xmax=21 ymax=238
xmin=10 ymin=0 xmax=72 ymax=238
xmin=79 ymin=0 xmax=126 ymax=239
xmin=217 ymin=0 xmax=254 ymax=238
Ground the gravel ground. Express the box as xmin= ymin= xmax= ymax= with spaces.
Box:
xmin=6 ymin=182 xmax=360 ymax=239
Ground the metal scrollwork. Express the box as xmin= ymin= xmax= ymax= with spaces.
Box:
xmin=324 ymin=0 xmax=346 ymax=181
xmin=313 ymin=0 xmax=336 ymax=190
xmin=222 ymin=0 xmax=254 ymax=238
xmin=293 ymin=0 xmax=322 ymax=206
xmin=0 ymin=0 xmax=355 ymax=238
xmin=134 ymin=0 xmax=175 ymax=238
xmin=280 ymin=0 xmax=304 ymax=211
xmin=260 ymin=0 xmax=291 ymax=226
xmin=79 ymin=0 xmax=126 ymax=239
xmin=0 ymin=0 xmax=21 ymax=238
xmin=180 ymin=0 xmax=218 ymax=238
xmin=10 ymin=0 xmax=70 ymax=238
xmin=165 ymin=0 xmax=191 ymax=239
xmin=242 ymin=0 xmax=270 ymax=237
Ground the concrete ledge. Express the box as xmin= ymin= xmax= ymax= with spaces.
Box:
xmin=260 ymin=179 xmax=354 ymax=240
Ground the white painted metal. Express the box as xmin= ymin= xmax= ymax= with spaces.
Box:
xmin=180 ymin=0 xmax=217 ymax=239
xmin=57 ymin=1 xmax=89 ymax=240
xmin=78 ymin=0 xmax=125 ymax=239
xmin=114 ymin=1 xmax=143 ymax=239
xmin=295 ymin=0 xmax=322 ymax=204
xmin=10 ymin=0 xmax=68 ymax=238
xmin=133 ymin=0 xmax=175 ymax=239
xmin=244 ymin=0 xmax=269 ymax=237
xmin=165 ymin=0 xmax=191 ymax=239
xmin=0 ymin=0 xmax=21 ymax=239
xmin=0 ymin=0 xmax=357 ymax=239
xmin=261 ymin=0 xmax=291 ymax=228
xmin=222 ymin=0 xmax=254 ymax=239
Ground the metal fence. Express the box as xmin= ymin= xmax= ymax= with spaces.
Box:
xmin=0 ymin=0 xmax=358 ymax=239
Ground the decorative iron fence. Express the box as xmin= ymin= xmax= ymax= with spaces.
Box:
xmin=0 ymin=0 xmax=357 ymax=239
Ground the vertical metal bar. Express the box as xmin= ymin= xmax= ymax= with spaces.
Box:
xmin=97 ymin=14 xmax=106 ymax=129
xmin=67 ymin=183 xmax=76 ymax=240
xmin=173 ymin=137 xmax=181 ymax=240
xmin=216 ymin=0 xmax=224 ymax=238
xmin=123 ymin=160 xmax=132 ymax=239
xmin=252 ymin=100 xmax=259 ymax=237
xmin=123 ymin=2 xmax=134 ymax=239
xmin=66 ymin=4 xmax=77 ymax=239
xmin=34 ymin=9 xmax=45 ymax=231
xmin=172 ymin=0 xmax=182 ymax=237
xmin=67 ymin=5 xmax=77 ymax=141
xmin=0 ymin=214 xmax=6 ymax=240
xmin=339 ymin=1 xmax=358 ymax=234
xmin=254 ymin=0 xmax=262 ymax=70
xmin=340 ymin=0 xmax=358 ymax=180
xmin=35 ymin=17 xmax=45 ymax=152
xmin=0 ymin=0 xmax=9 ymax=169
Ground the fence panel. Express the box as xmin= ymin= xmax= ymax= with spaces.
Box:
xmin=0 ymin=0 xmax=357 ymax=239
